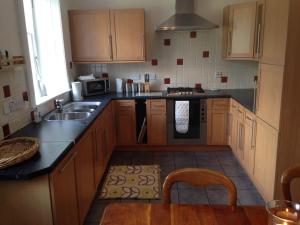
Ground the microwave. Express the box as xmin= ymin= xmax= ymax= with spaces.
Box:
xmin=82 ymin=78 xmax=110 ymax=96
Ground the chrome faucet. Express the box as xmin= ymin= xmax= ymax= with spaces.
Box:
xmin=54 ymin=99 xmax=64 ymax=112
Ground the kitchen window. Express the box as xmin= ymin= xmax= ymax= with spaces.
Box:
xmin=21 ymin=0 xmax=69 ymax=105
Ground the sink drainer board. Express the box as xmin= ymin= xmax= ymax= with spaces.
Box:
xmin=99 ymin=165 xmax=161 ymax=199
xmin=0 ymin=137 xmax=39 ymax=169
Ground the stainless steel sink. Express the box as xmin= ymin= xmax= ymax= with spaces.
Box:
xmin=63 ymin=102 xmax=101 ymax=113
xmin=47 ymin=112 xmax=92 ymax=121
xmin=45 ymin=101 xmax=101 ymax=121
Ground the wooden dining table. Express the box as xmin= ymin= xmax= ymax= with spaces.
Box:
xmin=100 ymin=203 xmax=268 ymax=225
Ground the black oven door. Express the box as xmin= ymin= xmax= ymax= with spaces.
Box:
xmin=173 ymin=100 xmax=200 ymax=139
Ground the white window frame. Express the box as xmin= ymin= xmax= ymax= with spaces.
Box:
xmin=17 ymin=0 xmax=70 ymax=106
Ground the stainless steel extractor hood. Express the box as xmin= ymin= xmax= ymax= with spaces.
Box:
xmin=157 ymin=0 xmax=219 ymax=31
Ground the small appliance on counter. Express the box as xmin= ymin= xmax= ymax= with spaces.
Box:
xmin=77 ymin=73 xmax=110 ymax=97
xmin=115 ymin=78 xmax=124 ymax=93
xmin=71 ymin=81 xmax=83 ymax=101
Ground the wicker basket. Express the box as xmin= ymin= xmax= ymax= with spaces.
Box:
xmin=0 ymin=137 xmax=39 ymax=169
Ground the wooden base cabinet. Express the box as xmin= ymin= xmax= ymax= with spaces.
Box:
xmin=253 ymin=118 xmax=278 ymax=201
xmin=115 ymin=100 xmax=136 ymax=145
xmin=207 ymin=99 xmax=230 ymax=145
xmin=146 ymin=99 xmax=167 ymax=145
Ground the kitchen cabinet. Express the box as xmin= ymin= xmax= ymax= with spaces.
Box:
xmin=253 ymin=118 xmax=278 ymax=201
xmin=256 ymin=64 xmax=284 ymax=129
xmin=115 ymin=100 xmax=137 ymax=145
xmin=223 ymin=1 xmax=264 ymax=60
xmin=110 ymin=9 xmax=145 ymax=62
xmin=74 ymin=128 xmax=96 ymax=225
xmin=69 ymin=9 xmax=145 ymax=63
xmin=236 ymin=105 xmax=245 ymax=161
xmin=228 ymin=99 xmax=238 ymax=154
xmin=207 ymin=99 xmax=230 ymax=145
xmin=50 ymin=149 xmax=80 ymax=225
xmin=243 ymin=111 xmax=256 ymax=177
xmin=146 ymin=99 xmax=167 ymax=145
xmin=260 ymin=0 xmax=289 ymax=65
xmin=69 ymin=10 xmax=112 ymax=62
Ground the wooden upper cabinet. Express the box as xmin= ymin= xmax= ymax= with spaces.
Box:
xmin=223 ymin=1 xmax=264 ymax=60
xmin=110 ymin=9 xmax=145 ymax=61
xmin=115 ymin=100 xmax=136 ymax=145
xmin=146 ymin=100 xmax=167 ymax=145
xmin=68 ymin=9 xmax=145 ymax=63
xmin=69 ymin=10 xmax=112 ymax=62
xmin=50 ymin=149 xmax=79 ymax=225
xmin=260 ymin=0 xmax=289 ymax=66
xmin=256 ymin=64 xmax=283 ymax=129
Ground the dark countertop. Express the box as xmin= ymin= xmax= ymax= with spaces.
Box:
xmin=0 ymin=89 xmax=255 ymax=180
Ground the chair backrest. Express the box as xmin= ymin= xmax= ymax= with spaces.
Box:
xmin=281 ymin=165 xmax=300 ymax=201
xmin=162 ymin=168 xmax=237 ymax=205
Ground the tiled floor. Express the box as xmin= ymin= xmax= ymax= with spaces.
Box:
xmin=84 ymin=150 xmax=265 ymax=225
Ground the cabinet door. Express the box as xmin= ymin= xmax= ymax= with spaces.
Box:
xmin=261 ymin=0 xmax=289 ymax=65
xmin=227 ymin=2 xmax=257 ymax=58
xmin=243 ymin=113 xmax=256 ymax=177
xmin=256 ymin=64 xmax=284 ymax=129
xmin=115 ymin=100 xmax=136 ymax=145
xmin=236 ymin=119 xmax=245 ymax=162
xmin=69 ymin=10 xmax=112 ymax=62
xmin=50 ymin=150 xmax=79 ymax=225
xmin=147 ymin=100 xmax=167 ymax=145
xmin=74 ymin=129 xmax=96 ymax=224
xmin=110 ymin=9 xmax=145 ymax=61
xmin=253 ymin=118 xmax=278 ymax=201
xmin=208 ymin=110 xmax=228 ymax=145
xmin=94 ymin=117 xmax=106 ymax=187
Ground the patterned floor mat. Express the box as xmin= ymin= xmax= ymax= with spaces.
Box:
xmin=99 ymin=165 xmax=161 ymax=199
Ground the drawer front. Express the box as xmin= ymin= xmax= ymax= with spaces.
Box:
xmin=237 ymin=105 xmax=245 ymax=120
xmin=245 ymin=111 xmax=255 ymax=127
xmin=115 ymin=100 xmax=135 ymax=112
xmin=148 ymin=99 xmax=166 ymax=112
xmin=208 ymin=98 xmax=230 ymax=110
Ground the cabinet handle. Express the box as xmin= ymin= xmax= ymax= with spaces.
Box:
xmin=256 ymin=23 xmax=262 ymax=58
xmin=141 ymin=34 xmax=145 ymax=59
xmin=238 ymin=109 xmax=243 ymax=114
xmin=94 ymin=129 xmax=99 ymax=161
xmin=59 ymin=151 xmax=78 ymax=174
xmin=246 ymin=115 xmax=252 ymax=121
xmin=227 ymin=30 xmax=232 ymax=56
xmin=109 ymin=35 xmax=113 ymax=60
xmin=251 ymin=120 xmax=257 ymax=149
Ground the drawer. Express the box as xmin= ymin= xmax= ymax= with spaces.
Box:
xmin=148 ymin=99 xmax=166 ymax=111
xmin=237 ymin=105 xmax=245 ymax=120
xmin=208 ymin=98 xmax=230 ymax=110
xmin=115 ymin=100 xmax=135 ymax=107
xmin=245 ymin=111 xmax=255 ymax=127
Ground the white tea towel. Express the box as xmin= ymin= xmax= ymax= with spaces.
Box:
xmin=175 ymin=101 xmax=189 ymax=134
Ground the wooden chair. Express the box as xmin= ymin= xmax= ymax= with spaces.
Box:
xmin=281 ymin=164 xmax=300 ymax=201
xmin=162 ymin=168 xmax=237 ymax=205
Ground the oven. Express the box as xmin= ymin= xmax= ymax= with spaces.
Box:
xmin=167 ymin=99 xmax=207 ymax=145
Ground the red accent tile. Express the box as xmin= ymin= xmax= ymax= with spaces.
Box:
xmin=31 ymin=111 xmax=35 ymax=121
xmin=190 ymin=31 xmax=197 ymax=38
xmin=127 ymin=79 xmax=133 ymax=84
xmin=164 ymin=78 xmax=171 ymax=84
xmin=2 ymin=124 xmax=10 ymax=137
xmin=177 ymin=59 xmax=183 ymax=65
xmin=164 ymin=39 xmax=171 ymax=46
xmin=254 ymin=75 xmax=258 ymax=82
xmin=22 ymin=91 xmax=29 ymax=101
xmin=195 ymin=83 xmax=202 ymax=89
xmin=221 ymin=76 xmax=228 ymax=83
xmin=102 ymin=73 xmax=109 ymax=78
xmin=151 ymin=59 xmax=158 ymax=66
xmin=203 ymin=51 xmax=210 ymax=58
xmin=3 ymin=85 xmax=11 ymax=98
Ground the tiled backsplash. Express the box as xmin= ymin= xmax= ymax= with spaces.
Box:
xmin=0 ymin=66 xmax=32 ymax=139
xmin=78 ymin=29 xmax=258 ymax=91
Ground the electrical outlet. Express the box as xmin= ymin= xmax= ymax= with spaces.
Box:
xmin=9 ymin=100 xmax=26 ymax=112
xmin=214 ymin=72 xmax=222 ymax=79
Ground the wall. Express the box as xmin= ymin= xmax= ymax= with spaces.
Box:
xmin=0 ymin=0 xmax=73 ymax=140
xmin=71 ymin=0 xmax=258 ymax=91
